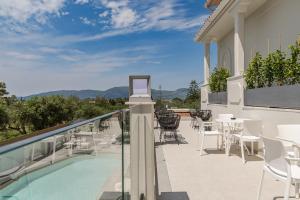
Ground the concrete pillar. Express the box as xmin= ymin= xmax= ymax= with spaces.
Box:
xmin=127 ymin=75 xmax=156 ymax=200
xmin=234 ymin=11 xmax=245 ymax=76
xmin=129 ymin=104 xmax=155 ymax=200
xmin=204 ymin=42 xmax=211 ymax=84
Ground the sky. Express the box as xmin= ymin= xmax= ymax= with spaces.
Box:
xmin=0 ymin=0 xmax=215 ymax=96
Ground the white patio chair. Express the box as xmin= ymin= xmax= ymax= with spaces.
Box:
xmin=197 ymin=117 xmax=223 ymax=156
xmin=278 ymin=125 xmax=300 ymax=157
xmin=216 ymin=113 xmax=234 ymax=152
xmin=257 ymin=137 xmax=300 ymax=200
xmin=232 ymin=120 xmax=262 ymax=163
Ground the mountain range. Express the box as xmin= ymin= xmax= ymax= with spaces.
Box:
xmin=23 ymin=87 xmax=188 ymax=100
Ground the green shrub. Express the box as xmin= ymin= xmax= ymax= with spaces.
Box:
xmin=285 ymin=42 xmax=300 ymax=85
xmin=0 ymin=105 xmax=9 ymax=130
xmin=244 ymin=53 xmax=264 ymax=89
xmin=209 ymin=67 xmax=230 ymax=93
xmin=245 ymin=41 xmax=300 ymax=89
xmin=271 ymin=50 xmax=287 ymax=86
xmin=261 ymin=53 xmax=274 ymax=87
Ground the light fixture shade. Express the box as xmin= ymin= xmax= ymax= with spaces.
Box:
xmin=128 ymin=75 xmax=152 ymax=102
xmin=205 ymin=0 xmax=221 ymax=10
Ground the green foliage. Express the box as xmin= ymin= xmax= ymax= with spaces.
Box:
xmin=76 ymin=104 xmax=105 ymax=119
xmin=0 ymin=82 xmax=8 ymax=97
xmin=154 ymin=81 xmax=201 ymax=109
xmin=245 ymin=42 xmax=300 ymax=89
xmin=186 ymin=80 xmax=200 ymax=103
xmin=8 ymin=101 xmax=31 ymax=134
xmin=0 ymin=82 xmax=127 ymax=142
xmin=271 ymin=50 xmax=286 ymax=86
xmin=244 ymin=53 xmax=264 ymax=89
xmin=24 ymin=96 xmax=72 ymax=131
xmin=285 ymin=42 xmax=300 ymax=85
xmin=0 ymin=105 xmax=9 ymax=130
xmin=209 ymin=67 xmax=230 ymax=92
xmin=262 ymin=53 xmax=274 ymax=87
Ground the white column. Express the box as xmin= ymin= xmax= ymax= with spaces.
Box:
xmin=234 ymin=12 xmax=245 ymax=76
xmin=204 ymin=42 xmax=210 ymax=84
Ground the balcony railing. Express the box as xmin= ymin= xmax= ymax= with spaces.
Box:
xmin=0 ymin=110 xmax=131 ymax=200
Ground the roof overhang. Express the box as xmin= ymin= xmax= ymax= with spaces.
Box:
xmin=195 ymin=0 xmax=267 ymax=43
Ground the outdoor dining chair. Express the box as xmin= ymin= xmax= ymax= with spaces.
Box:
xmin=232 ymin=120 xmax=262 ymax=163
xmin=277 ymin=125 xmax=300 ymax=156
xmin=257 ymin=137 xmax=300 ymax=200
xmin=158 ymin=114 xmax=181 ymax=144
xmin=197 ymin=117 xmax=223 ymax=156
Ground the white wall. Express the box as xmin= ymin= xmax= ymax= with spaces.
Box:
xmin=205 ymin=0 xmax=300 ymax=141
xmin=218 ymin=30 xmax=234 ymax=75
xmin=218 ymin=0 xmax=300 ymax=70
xmin=245 ymin=0 xmax=300 ymax=68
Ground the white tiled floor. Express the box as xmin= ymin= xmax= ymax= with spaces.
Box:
xmin=156 ymin=118 xmax=295 ymax=200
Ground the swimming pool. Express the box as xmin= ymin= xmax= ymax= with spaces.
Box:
xmin=0 ymin=154 xmax=120 ymax=200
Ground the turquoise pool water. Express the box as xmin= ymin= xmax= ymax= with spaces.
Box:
xmin=0 ymin=154 xmax=120 ymax=200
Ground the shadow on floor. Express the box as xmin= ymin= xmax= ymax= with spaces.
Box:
xmin=273 ymin=196 xmax=297 ymax=200
xmin=199 ymin=146 xmax=263 ymax=162
xmin=158 ymin=192 xmax=190 ymax=200
xmin=201 ymin=149 xmax=226 ymax=155
xmin=155 ymin=134 xmax=188 ymax=145
xmin=99 ymin=192 xmax=130 ymax=200
xmin=227 ymin=146 xmax=263 ymax=162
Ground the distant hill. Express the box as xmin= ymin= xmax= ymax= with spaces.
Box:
xmin=23 ymin=87 xmax=188 ymax=100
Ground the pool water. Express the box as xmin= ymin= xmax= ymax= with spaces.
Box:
xmin=1 ymin=154 xmax=120 ymax=200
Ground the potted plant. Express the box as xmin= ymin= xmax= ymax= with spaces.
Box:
xmin=244 ymin=42 xmax=300 ymax=109
xmin=208 ymin=67 xmax=230 ymax=104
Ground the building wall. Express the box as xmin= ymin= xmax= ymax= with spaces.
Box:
xmin=218 ymin=30 xmax=234 ymax=75
xmin=205 ymin=0 xmax=300 ymax=142
xmin=217 ymin=0 xmax=300 ymax=70
xmin=245 ymin=0 xmax=300 ymax=67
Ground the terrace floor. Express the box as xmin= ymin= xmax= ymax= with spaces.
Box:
xmin=155 ymin=118 xmax=297 ymax=200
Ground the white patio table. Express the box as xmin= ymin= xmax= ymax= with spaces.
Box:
xmin=215 ymin=118 xmax=252 ymax=155
xmin=74 ymin=131 xmax=97 ymax=155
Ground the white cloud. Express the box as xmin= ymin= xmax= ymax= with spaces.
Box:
xmin=74 ymin=0 xmax=89 ymax=5
xmin=82 ymin=0 xmax=209 ymax=41
xmin=0 ymin=0 xmax=66 ymax=23
xmin=0 ymin=36 xmax=162 ymax=95
xmin=61 ymin=11 xmax=69 ymax=16
xmin=111 ymin=7 xmax=136 ymax=28
xmin=79 ymin=17 xmax=96 ymax=26
xmin=4 ymin=51 xmax=42 ymax=60
xmin=99 ymin=10 xmax=109 ymax=18
xmin=99 ymin=0 xmax=137 ymax=29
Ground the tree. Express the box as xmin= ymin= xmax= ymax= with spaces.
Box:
xmin=24 ymin=96 xmax=77 ymax=131
xmin=76 ymin=104 xmax=105 ymax=119
xmin=8 ymin=101 xmax=31 ymax=134
xmin=184 ymin=80 xmax=201 ymax=109
xmin=0 ymin=82 xmax=9 ymax=97
xmin=185 ymin=80 xmax=200 ymax=103
xmin=0 ymin=105 xmax=9 ymax=130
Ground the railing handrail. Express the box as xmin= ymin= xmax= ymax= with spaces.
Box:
xmin=0 ymin=110 xmax=121 ymax=155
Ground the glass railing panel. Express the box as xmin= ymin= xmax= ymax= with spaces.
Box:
xmin=0 ymin=111 xmax=126 ymax=200
xmin=121 ymin=109 xmax=131 ymax=200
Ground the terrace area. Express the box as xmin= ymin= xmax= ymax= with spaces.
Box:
xmin=1 ymin=106 xmax=300 ymax=200
xmin=155 ymin=116 xmax=298 ymax=200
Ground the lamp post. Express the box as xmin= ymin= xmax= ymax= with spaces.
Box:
xmin=126 ymin=75 xmax=156 ymax=200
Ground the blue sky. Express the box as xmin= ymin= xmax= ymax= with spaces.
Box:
xmin=0 ymin=0 xmax=214 ymax=96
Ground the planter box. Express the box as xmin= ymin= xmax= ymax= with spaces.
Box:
xmin=245 ymin=85 xmax=300 ymax=109
xmin=208 ymin=92 xmax=227 ymax=105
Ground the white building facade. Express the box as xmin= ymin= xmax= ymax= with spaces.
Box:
xmin=196 ymin=0 xmax=300 ymax=141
